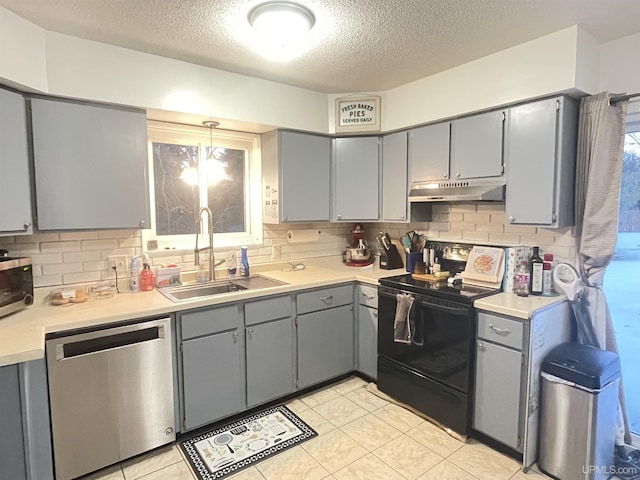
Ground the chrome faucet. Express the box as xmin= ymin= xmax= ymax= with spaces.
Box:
xmin=194 ymin=207 xmax=224 ymax=282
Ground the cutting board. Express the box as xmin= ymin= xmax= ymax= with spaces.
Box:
xmin=411 ymin=272 xmax=449 ymax=283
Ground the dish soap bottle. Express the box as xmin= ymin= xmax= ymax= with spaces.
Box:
xmin=139 ymin=262 xmax=154 ymax=291
xmin=129 ymin=256 xmax=142 ymax=291
xmin=239 ymin=246 xmax=250 ymax=278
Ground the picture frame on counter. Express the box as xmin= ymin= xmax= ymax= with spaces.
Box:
xmin=335 ymin=95 xmax=381 ymax=133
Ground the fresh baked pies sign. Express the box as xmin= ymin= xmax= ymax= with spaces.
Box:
xmin=335 ymin=96 xmax=381 ymax=133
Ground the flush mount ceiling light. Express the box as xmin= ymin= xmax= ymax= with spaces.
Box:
xmin=248 ymin=2 xmax=315 ymax=39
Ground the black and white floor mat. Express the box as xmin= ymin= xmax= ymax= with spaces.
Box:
xmin=179 ymin=405 xmax=317 ymax=479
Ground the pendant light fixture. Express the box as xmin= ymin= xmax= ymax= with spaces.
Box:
xmin=202 ymin=120 xmax=229 ymax=185
xmin=248 ymin=2 xmax=315 ymax=40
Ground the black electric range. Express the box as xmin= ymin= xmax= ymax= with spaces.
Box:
xmin=379 ymin=274 xmax=501 ymax=304
xmin=376 ymin=241 xmax=503 ymax=436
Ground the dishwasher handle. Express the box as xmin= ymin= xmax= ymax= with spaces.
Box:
xmin=56 ymin=323 xmax=166 ymax=361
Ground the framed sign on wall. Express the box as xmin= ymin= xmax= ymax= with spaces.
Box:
xmin=335 ymin=96 xmax=381 ymax=133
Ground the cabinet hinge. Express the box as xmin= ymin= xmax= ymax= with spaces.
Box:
xmin=179 ymin=344 xmax=183 ymax=353
xmin=517 ymin=436 xmax=522 ymax=447
xmin=295 ymin=379 xmax=299 ymax=388
xmin=295 ymin=316 xmax=298 ymax=327
xmin=502 ymin=111 xmax=506 ymax=121
xmin=521 ymin=354 xmax=526 ymax=366
xmin=183 ymin=417 xmax=187 ymax=431
xmin=552 ymin=212 xmax=557 ymax=222
xmin=556 ymin=99 xmax=561 ymax=111
xmin=501 ymin=164 xmax=505 ymax=174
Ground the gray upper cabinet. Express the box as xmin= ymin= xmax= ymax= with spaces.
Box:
xmin=408 ymin=122 xmax=450 ymax=183
xmin=30 ymin=97 xmax=151 ymax=230
xmin=0 ymin=88 xmax=33 ymax=236
xmin=381 ymin=131 xmax=408 ymax=222
xmin=450 ymin=110 xmax=505 ymax=180
xmin=505 ymin=96 xmax=579 ymax=228
xmin=332 ymin=137 xmax=379 ymax=221
xmin=261 ymin=130 xmax=331 ymax=223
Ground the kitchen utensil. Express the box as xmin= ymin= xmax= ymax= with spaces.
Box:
xmin=282 ymin=262 xmax=306 ymax=271
xmin=230 ymin=426 xmax=248 ymax=435
xmin=384 ymin=233 xmax=392 ymax=249
xmin=401 ymin=236 xmax=412 ymax=252
xmin=213 ymin=433 xmax=235 ymax=454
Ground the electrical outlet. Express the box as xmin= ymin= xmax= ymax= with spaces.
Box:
xmin=271 ymin=245 xmax=281 ymax=260
xmin=108 ymin=255 xmax=128 ymax=272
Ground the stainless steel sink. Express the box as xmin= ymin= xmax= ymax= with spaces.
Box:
xmin=158 ymin=275 xmax=285 ymax=302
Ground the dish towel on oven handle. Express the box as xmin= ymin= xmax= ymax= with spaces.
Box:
xmin=394 ymin=293 xmax=414 ymax=344
xmin=410 ymin=296 xmax=424 ymax=346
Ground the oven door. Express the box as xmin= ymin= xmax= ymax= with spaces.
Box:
xmin=377 ymin=285 xmax=475 ymax=393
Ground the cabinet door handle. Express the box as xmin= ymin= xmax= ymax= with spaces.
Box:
xmin=337 ymin=214 xmax=342 ymax=220
xmin=320 ymin=295 xmax=333 ymax=304
xmin=247 ymin=328 xmax=253 ymax=339
xmin=372 ymin=310 xmax=378 ymax=318
xmin=508 ymin=216 xmax=515 ymax=223
xmin=139 ymin=220 xmax=145 ymax=227
xmin=442 ymin=173 xmax=448 ymax=178
xmin=362 ymin=293 xmax=375 ymax=300
xmin=489 ymin=324 xmax=511 ymax=335
xmin=477 ymin=341 xmax=485 ymax=350
xmin=232 ymin=331 xmax=239 ymax=342
xmin=455 ymin=172 xmax=460 ymax=178
xmin=23 ymin=222 xmax=31 ymax=230
xmin=400 ymin=214 xmax=405 ymax=219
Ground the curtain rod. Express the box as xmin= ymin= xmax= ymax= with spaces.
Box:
xmin=610 ymin=92 xmax=640 ymax=105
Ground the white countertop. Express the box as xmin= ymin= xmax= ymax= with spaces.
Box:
xmin=0 ymin=259 xmax=403 ymax=367
xmin=474 ymin=292 xmax=566 ymax=319
xmin=1 ymin=258 xmax=567 ymax=367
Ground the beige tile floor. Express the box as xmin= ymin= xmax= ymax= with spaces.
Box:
xmin=85 ymin=376 xmax=550 ymax=480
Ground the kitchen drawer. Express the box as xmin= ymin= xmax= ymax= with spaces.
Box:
xmin=245 ymin=295 xmax=292 ymax=326
xmin=296 ymin=284 xmax=353 ymax=314
xmin=180 ymin=304 xmax=240 ymax=340
xmin=358 ymin=284 xmax=378 ymax=308
xmin=477 ymin=312 xmax=524 ymax=350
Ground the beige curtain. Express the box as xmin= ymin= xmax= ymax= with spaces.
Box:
xmin=575 ymin=91 xmax=631 ymax=444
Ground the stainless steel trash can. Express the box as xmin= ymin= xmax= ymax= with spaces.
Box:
xmin=538 ymin=343 xmax=621 ymax=480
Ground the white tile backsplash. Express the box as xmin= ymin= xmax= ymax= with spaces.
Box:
xmin=0 ymin=206 xmax=577 ymax=288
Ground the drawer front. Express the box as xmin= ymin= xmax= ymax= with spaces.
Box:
xmin=180 ymin=304 xmax=240 ymax=340
xmin=358 ymin=284 xmax=378 ymax=308
xmin=245 ymin=296 xmax=292 ymax=326
xmin=477 ymin=312 xmax=524 ymax=350
xmin=297 ymin=285 xmax=353 ymax=314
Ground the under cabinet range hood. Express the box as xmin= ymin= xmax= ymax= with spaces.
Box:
xmin=409 ymin=179 xmax=506 ymax=203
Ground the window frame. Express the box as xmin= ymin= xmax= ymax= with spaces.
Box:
xmin=144 ymin=120 xmax=263 ymax=252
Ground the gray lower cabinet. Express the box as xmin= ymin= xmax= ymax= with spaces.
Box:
xmin=381 ymin=131 xmax=408 ymax=222
xmin=246 ymin=317 xmax=294 ymax=407
xmin=332 ymin=136 xmax=380 ymax=221
xmin=357 ymin=304 xmax=378 ymax=379
xmin=0 ymin=360 xmax=54 ymax=480
xmin=297 ymin=304 xmax=354 ymax=389
xmin=473 ymin=303 xmax=572 ymax=469
xmin=29 ymin=97 xmax=150 ymax=230
xmin=181 ymin=330 xmax=244 ymax=430
xmin=0 ymin=364 xmax=27 ymax=479
xmin=0 ymin=88 xmax=32 ymax=236
xmin=474 ymin=340 xmax=523 ymax=449
xmin=505 ymin=96 xmax=579 ymax=228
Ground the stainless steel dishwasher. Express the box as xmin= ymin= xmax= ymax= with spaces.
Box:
xmin=46 ymin=317 xmax=175 ymax=480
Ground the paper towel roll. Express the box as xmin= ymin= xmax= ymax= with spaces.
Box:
xmin=286 ymin=229 xmax=321 ymax=243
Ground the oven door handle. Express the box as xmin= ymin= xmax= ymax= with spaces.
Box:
xmin=416 ymin=300 xmax=469 ymax=315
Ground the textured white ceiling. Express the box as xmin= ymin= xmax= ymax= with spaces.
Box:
xmin=2 ymin=0 xmax=640 ymax=93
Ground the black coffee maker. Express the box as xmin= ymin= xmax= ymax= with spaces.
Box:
xmin=375 ymin=232 xmax=404 ymax=270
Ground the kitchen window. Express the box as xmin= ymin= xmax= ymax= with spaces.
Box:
xmin=144 ymin=121 xmax=262 ymax=250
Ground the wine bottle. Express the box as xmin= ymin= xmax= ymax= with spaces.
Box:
xmin=529 ymin=246 xmax=544 ymax=295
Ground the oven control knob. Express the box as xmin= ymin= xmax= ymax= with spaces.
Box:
xmin=24 ymin=294 xmax=34 ymax=306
